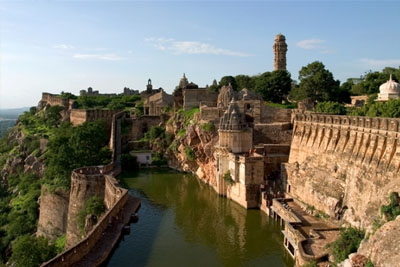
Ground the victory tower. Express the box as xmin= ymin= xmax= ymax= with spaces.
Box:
xmin=273 ymin=33 xmax=288 ymax=71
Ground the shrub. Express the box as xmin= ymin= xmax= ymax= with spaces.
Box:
xmin=302 ymin=261 xmax=318 ymax=267
xmin=223 ymin=170 xmax=235 ymax=185
xmin=365 ymin=259 xmax=374 ymax=267
xmin=184 ymin=146 xmax=195 ymax=161
xmin=328 ymin=227 xmax=365 ymax=263
xmin=77 ymin=195 xmax=106 ymax=234
xmin=10 ymin=235 xmax=57 ymax=267
xmin=55 ymin=234 xmax=66 ymax=253
xmin=381 ymin=192 xmax=400 ymax=221
xmin=149 ymin=126 xmax=165 ymax=141
xmin=315 ymin=101 xmax=346 ymax=115
xmin=177 ymin=129 xmax=186 ymax=137
xmin=152 ymin=152 xmax=167 ymax=166
xmin=200 ymin=122 xmax=215 ymax=133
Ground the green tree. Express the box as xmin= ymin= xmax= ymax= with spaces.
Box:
xmin=235 ymin=74 xmax=255 ymax=91
xmin=295 ymin=61 xmax=341 ymax=102
xmin=254 ymin=70 xmax=292 ymax=103
xmin=219 ymin=76 xmax=238 ymax=91
xmin=315 ymin=101 xmax=346 ymax=115
xmin=328 ymin=227 xmax=365 ymax=263
xmin=10 ymin=235 xmax=57 ymax=267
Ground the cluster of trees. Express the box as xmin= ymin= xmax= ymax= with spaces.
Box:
xmin=75 ymin=94 xmax=141 ymax=110
xmin=209 ymin=61 xmax=354 ymax=105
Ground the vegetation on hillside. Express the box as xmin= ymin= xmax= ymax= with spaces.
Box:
xmin=77 ymin=195 xmax=106 ymax=234
xmin=0 ymin=105 xmax=112 ymax=264
xmin=75 ymin=94 xmax=141 ymax=110
xmin=327 ymin=227 xmax=365 ymax=263
xmin=381 ymin=192 xmax=400 ymax=221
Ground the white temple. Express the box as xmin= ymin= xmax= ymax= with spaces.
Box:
xmin=376 ymin=74 xmax=400 ymax=101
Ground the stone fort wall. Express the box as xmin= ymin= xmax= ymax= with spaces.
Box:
xmin=42 ymin=165 xmax=128 ymax=267
xmin=40 ymin=93 xmax=76 ymax=109
xmin=42 ymin=110 xmax=129 ymax=266
xmin=285 ymin=112 xmax=400 ymax=229
xmin=183 ymin=89 xmax=218 ymax=110
xmin=70 ymin=109 xmax=117 ymax=127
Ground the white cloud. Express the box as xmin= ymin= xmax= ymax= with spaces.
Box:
xmin=73 ymin=53 xmax=125 ymax=61
xmin=296 ymin=39 xmax=325 ymax=50
xmin=360 ymin=58 xmax=400 ymax=68
xmin=145 ymin=37 xmax=251 ymax=57
xmin=54 ymin=44 xmax=74 ymax=49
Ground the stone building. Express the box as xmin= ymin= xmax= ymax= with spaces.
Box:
xmin=143 ymin=89 xmax=174 ymax=116
xmin=173 ymin=73 xmax=218 ymax=111
xmin=273 ymin=33 xmax=288 ymax=71
xmin=376 ymin=74 xmax=400 ymax=101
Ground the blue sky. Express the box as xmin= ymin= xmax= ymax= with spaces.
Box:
xmin=1 ymin=1 xmax=400 ymax=108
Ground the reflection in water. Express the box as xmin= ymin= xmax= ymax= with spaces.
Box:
xmin=107 ymin=169 xmax=294 ymax=267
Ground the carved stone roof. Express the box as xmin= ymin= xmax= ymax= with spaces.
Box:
xmin=217 ymin=84 xmax=235 ymax=108
xmin=219 ymin=101 xmax=247 ymax=131
xmin=377 ymin=74 xmax=400 ymax=101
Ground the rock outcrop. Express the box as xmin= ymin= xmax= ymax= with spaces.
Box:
xmin=357 ymin=216 xmax=400 ymax=267
xmin=166 ymin=112 xmax=219 ymax=190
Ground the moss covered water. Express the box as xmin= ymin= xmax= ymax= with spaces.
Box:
xmin=107 ymin=169 xmax=294 ymax=267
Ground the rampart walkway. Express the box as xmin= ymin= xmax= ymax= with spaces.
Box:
xmin=73 ymin=195 xmax=140 ymax=267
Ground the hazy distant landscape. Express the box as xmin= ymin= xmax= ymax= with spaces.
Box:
xmin=0 ymin=107 xmax=29 ymax=137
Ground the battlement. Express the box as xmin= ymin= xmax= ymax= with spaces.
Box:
xmin=70 ymin=109 xmax=118 ymax=126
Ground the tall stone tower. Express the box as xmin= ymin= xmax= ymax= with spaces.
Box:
xmin=273 ymin=33 xmax=288 ymax=71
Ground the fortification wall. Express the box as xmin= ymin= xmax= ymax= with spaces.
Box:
xmin=42 ymin=166 xmax=128 ymax=267
xmin=129 ymin=116 xmax=161 ymax=140
xmin=183 ymin=89 xmax=218 ymax=110
xmin=65 ymin=167 xmax=106 ymax=247
xmin=37 ymin=187 xmax=69 ymax=240
xmin=254 ymin=122 xmax=292 ymax=145
xmin=285 ymin=112 xmax=400 ymax=229
xmin=200 ymin=106 xmax=222 ymax=125
xmin=261 ymin=105 xmax=292 ymax=123
xmin=70 ymin=109 xmax=117 ymax=127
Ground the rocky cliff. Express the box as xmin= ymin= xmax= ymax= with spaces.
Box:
xmin=165 ymin=111 xmax=219 ymax=190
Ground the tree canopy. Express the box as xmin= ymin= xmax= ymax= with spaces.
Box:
xmin=291 ymin=61 xmax=342 ymax=103
xmin=254 ymin=70 xmax=292 ymax=103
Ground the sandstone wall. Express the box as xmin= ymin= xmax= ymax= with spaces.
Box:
xmin=42 ymin=167 xmax=128 ymax=267
xmin=37 ymin=187 xmax=69 ymax=240
xmin=253 ymin=122 xmax=292 ymax=145
xmin=286 ymin=112 xmax=400 ymax=229
xmin=128 ymin=116 xmax=161 ymax=140
xmin=70 ymin=109 xmax=117 ymax=127
xmin=183 ymin=89 xmax=218 ymax=110
xmin=261 ymin=105 xmax=292 ymax=123
xmin=65 ymin=167 xmax=106 ymax=247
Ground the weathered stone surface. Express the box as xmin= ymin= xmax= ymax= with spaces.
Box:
xmin=358 ymin=216 xmax=400 ymax=267
xmin=37 ymin=187 xmax=69 ymax=240
xmin=286 ymin=113 xmax=400 ymax=230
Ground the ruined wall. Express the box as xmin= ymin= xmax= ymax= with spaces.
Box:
xmin=37 ymin=187 xmax=69 ymax=240
xmin=183 ymin=89 xmax=218 ymax=110
xmin=200 ymin=106 xmax=222 ymax=126
xmin=129 ymin=116 xmax=161 ymax=140
xmin=286 ymin=112 xmax=400 ymax=229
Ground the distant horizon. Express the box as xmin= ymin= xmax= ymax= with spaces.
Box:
xmin=1 ymin=1 xmax=400 ymax=109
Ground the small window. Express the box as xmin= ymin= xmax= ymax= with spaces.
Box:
xmin=246 ymin=104 xmax=251 ymax=110
xmin=146 ymin=156 xmax=150 ymax=160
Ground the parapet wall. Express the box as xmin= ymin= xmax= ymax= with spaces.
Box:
xmin=70 ymin=109 xmax=118 ymax=127
xmin=40 ymin=93 xmax=76 ymax=109
xmin=286 ymin=112 xmax=400 ymax=229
